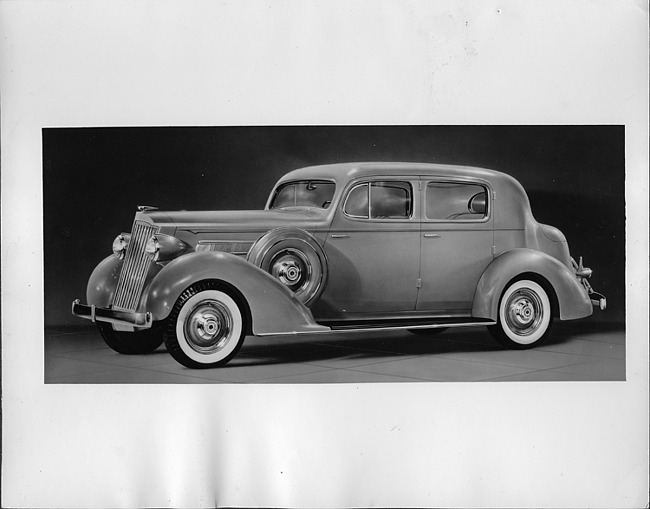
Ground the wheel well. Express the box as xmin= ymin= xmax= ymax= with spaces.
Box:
xmin=199 ymin=279 xmax=254 ymax=335
xmin=506 ymin=272 xmax=560 ymax=319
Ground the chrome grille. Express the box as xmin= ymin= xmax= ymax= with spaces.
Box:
xmin=112 ymin=220 xmax=159 ymax=310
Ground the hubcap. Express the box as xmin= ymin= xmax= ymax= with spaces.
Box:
xmin=277 ymin=259 xmax=302 ymax=284
xmin=270 ymin=249 xmax=312 ymax=293
xmin=184 ymin=300 xmax=233 ymax=353
xmin=504 ymin=289 xmax=544 ymax=336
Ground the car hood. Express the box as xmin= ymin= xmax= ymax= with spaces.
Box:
xmin=137 ymin=208 xmax=329 ymax=233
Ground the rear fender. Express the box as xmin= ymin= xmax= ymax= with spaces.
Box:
xmin=472 ymin=248 xmax=592 ymax=321
xmin=143 ymin=251 xmax=328 ymax=335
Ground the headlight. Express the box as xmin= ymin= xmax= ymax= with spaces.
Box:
xmin=112 ymin=233 xmax=131 ymax=259
xmin=145 ymin=234 xmax=187 ymax=263
xmin=145 ymin=235 xmax=161 ymax=262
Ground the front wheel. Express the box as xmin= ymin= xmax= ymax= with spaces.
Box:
xmin=488 ymin=279 xmax=553 ymax=349
xmin=164 ymin=282 xmax=247 ymax=368
xmin=98 ymin=322 xmax=164 ymax=355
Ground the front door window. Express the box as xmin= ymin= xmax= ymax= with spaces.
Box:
xmin=343 ymin=181 xmax=413 ymax=219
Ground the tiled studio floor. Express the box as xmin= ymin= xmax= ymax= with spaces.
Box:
xmin=44 ymin=320 xmax=625 ymax=384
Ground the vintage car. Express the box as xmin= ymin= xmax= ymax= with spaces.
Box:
xmin=72 ymin=162 xmax=606 ymax=368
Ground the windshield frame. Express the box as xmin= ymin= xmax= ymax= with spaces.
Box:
xmin=268 ymin=179 xmax=337 ymax=210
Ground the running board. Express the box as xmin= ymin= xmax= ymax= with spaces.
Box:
xmin=327 ymin=317 xmax=495 ymax=332
xmin=256 ymin=318 xmax=495 ymax=336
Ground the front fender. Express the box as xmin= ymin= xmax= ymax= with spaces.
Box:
xmin=142 ymin=251 xmax=329 ymax=336
xmin=86 ymin=255 xmax=122 ymax=308
xmin=86 ymin=255 xmax=162 ymax=309
xmin=472 ymin=249 xmax=592 ymax=321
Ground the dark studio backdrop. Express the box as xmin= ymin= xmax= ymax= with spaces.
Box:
xmin=43 ymin=125 xmax=625 ymax=327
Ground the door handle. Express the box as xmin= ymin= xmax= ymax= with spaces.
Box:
xmin=423 ymin=233 xmax=440 ymax=238
xmin=330 ymin=234 xmax=350 ymax=239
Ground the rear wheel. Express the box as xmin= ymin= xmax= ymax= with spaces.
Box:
xmin=164 ymin=281 xmax=247 ymax=368
xmin=488 ymin=279 xmax=552 ymax=349
xmin=98 ymin=322 xmax=163 ymax=355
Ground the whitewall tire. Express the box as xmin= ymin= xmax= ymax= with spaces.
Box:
xmin=488 ymin=279 xmax=553 ymax=349
xmin=164 ymin=282 xmax=247 ymax=368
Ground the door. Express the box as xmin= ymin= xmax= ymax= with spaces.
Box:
xmin=416 ymin=179 xmax=494 ymax=314
xmin=314 ymin=178 xmax=420 ymax=318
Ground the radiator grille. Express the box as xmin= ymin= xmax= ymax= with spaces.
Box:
xmin=112 ymin=220 xmax=159 ymax=310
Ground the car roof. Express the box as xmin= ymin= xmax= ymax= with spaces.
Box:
xmin=273 ymin=162 xmax=535 ymax=230
xmin=278 ymin=162 xmax=513 ymax=186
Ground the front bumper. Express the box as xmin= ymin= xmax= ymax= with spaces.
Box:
xmin=71 ymin=299 xmax=153 ymax=328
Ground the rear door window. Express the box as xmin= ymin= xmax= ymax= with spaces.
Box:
xmin=425 ymin=182 xmax=488 ymax=221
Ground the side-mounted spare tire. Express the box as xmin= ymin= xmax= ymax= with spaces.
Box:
xmin=247 ymin=227 xmax=328 ymax=307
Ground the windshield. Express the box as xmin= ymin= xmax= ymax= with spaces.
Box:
xmin=270 ymin=180 xmax=336 ymax=209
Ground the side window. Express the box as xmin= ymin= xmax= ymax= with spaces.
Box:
xmin=344 ymin=183 xmax=369 ymax=218
xmin=426 ymin=182 xmax=488 ymax=220
xmin=344 ymin=181 xmax=412 ymax=219
xmin=370 ymin=182 xmax=412 ymax=218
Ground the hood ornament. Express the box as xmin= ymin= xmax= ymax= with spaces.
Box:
xmin=137 ymin=205 xmax=159 ymax=212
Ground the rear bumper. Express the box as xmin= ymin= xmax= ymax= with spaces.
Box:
xmin=589 ymin=291 xmax=607 ymax=311
xmin=71 ymin=299 xmax=153 ymax=328
xmin=571 ymin=257 xmax=606 ymax=311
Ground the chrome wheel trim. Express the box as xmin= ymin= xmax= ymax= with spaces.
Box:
xmin=184 ymin=299 xmax=233 ymax=354
xmin=504 ymin=289 xmax=544 ymax=336
xmin=499 ymin=280 xmax=550 ymax=345
xmin=176 ymin=290 xmax=243 ymax=363
xmin=270 ymin=248 xmax=312 ymax=293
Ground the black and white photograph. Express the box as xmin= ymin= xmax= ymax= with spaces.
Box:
xmin=2 ymin=1 xmax=648 ymax=508
xmin=44 ymin=125 xmax=625 ymax=383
